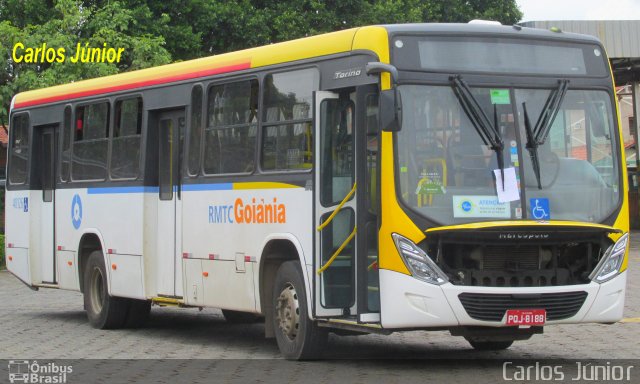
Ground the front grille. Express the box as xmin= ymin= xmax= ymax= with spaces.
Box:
xmin=483 ymin=245 xmax=539 ymax=270
xmin=458 ymin=291 xmax=588 ymax=322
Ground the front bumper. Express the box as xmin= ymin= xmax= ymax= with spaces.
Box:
xmin=379 ymin=268 xmax=626 ymax=329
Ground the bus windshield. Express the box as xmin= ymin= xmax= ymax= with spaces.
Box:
xmin=396 ymin=84 xmax=620 ymax=225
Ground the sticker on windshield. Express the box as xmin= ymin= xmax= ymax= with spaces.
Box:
xmin=530 ymin=198 xmax=550 ymax=220
xmin=453 ymin=196 xmax=510 ymax=218
xmin=416 ymin=171 xmax=445 ymax=195
xmin=490 ymin=89 xmax=510 ymax=104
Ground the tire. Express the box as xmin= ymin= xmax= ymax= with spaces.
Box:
xmin=466 ymin=338 xmax=514 ymax=351
xmin=271 ymin=261 xmax=328 ymax=360
xmin=124 ymin=299 xmax=151 ymax=328
xmin=83 ymin=250 xmax=128 ymax=329
xmin=222 ymin=309 xmax=262 ymax=323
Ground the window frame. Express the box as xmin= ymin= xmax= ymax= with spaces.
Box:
xmin=202 ymin=76 xmax=260 ymax=177
xmin=110 ymin=95 xmax=143 ymax=181
xmin=259 ymin=66 xmax=319 ymax=174
xmin=71 ymin=99 xmax=111 ymax=182
xmin=187 ymin=83 xmax=205 ymax=177
xmin=7 ymin=111 xmax=31 ymax=187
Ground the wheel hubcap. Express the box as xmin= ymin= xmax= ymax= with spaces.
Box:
xmin=90 ymin=267 xmax=105 ymax=314
xmin=275 ymin=283 xmax=300 ymax=341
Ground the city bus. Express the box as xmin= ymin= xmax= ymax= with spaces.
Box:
xmin=5 ymin=23 xmax=629 ymax=360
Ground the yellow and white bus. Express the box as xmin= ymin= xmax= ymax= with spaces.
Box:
xmin=5 ymin=23 xmax=629 ymax=359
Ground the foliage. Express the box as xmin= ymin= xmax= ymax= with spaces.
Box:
xmin=0 ymin=0 xmax=172 ymax=124
xmin=0 ymin=0 xmax=522 ymax=121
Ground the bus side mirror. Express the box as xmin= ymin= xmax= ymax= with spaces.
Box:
xmin=379 ymin=89 xmax=402 ymax=132
xmin=366 ymin=62 xmax=402 ymax=132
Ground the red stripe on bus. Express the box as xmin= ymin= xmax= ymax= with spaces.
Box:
xmin=14 ymin=62 xmax=252 ymax=109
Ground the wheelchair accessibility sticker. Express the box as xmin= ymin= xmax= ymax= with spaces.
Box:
xmin=530 ymin=198 xmax=550 ymax=220
xmin=71 ymin=194 xmax=83 ymax=229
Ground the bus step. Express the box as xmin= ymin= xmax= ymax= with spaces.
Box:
xmin=152 ymin=297 xmax=184 ymax=307
xmin=317 ymin=318 xmax=390 ymax=335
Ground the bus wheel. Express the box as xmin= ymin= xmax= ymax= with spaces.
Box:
xmin=465 ymin=338 xmax=514 ymax=351
xmin=222 ymin=309 xmax=262 ymax=323
xmin=83 ymin=250 xmax=128 ymax=329
xmin=125 ymin=299 xmax=151 ymax=328
xmin=272 ymin=261 xmax=327 ymax=360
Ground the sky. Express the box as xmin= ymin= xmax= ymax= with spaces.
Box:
xmin=517 ymin=0 xmax=640 ymax=21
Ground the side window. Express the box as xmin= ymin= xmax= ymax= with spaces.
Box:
xmin=111 ymin=97 xmax=142 ymax=179
xmin=261 ymin=68 xmax=318 ymax=171
xmin=365 ymin=93 xmax=379 ymax=214
xmin=73 ymin=102 xmax=109 ymax=181
xmin=8 ymin=113 xmax=30 ymax=185
xmin=319 ymin=97 xmax=355 ymax=206
xmin=60 ymin=106 xmax=72 ymax=181
xmin=188 ymin=85 xmax=203 ymax=175
xmin=203 ymin=79 xmax=258 ymax=175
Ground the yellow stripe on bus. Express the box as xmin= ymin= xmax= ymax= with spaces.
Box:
xmin=232 ymin=182 xmax=301 ymax=190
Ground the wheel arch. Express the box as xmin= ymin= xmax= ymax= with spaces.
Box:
xmin=258 ymin=234 xmax=311 ymax=338
xmin=77 ymin=229 xmax=108 ymax=294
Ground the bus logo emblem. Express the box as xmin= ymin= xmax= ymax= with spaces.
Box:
xmin=71 ymin=194 xmax=83 ymax=229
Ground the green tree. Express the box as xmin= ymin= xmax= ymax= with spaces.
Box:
xmin=0 ymin=0 xmax=522 ymax=121
xmin=0 ymin=0 xmax=171 ymax=123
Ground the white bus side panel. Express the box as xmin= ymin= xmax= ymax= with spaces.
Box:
xmin=55 ymin=188 xmax=145 ymax=297
xmin=181 ymin=186 xmax=312 ymax=312
xmin=56 ymin=250 xmax=79 ymax=290
xmin=143 ymin=192 xmax=159 ymax=298
xmin=5 ymin=190 xmax=31 ymax=284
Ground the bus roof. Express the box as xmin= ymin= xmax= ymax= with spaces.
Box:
xmin=13 ymin=26 xmax=388 ymax=110
xmin=12 ymin=23 xmax=601 ymax=110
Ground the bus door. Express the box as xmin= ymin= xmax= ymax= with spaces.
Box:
xmin=34 ymin=124 xmax=59 ymax=283
xmin=314 ymin=90 xmax=359 ymax=318
xmin=156 ymin=109 xmax=185 ymax=297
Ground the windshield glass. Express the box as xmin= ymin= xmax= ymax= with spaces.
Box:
xmin=396 ymin=85 xmax=620 ymax=225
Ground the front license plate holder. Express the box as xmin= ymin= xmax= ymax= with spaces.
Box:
xmin=504 ymin=309 xmax=546 ymax=326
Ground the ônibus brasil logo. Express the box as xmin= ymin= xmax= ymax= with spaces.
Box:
xmin=8 ymin=360 xmax=73 ymax=383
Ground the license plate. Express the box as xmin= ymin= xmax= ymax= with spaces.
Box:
xmin=504 ymin=309 xmax=546 ymax=326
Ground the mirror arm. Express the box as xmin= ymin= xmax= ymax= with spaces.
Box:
xmin=365 ymin=62 xmax=399 ymax=85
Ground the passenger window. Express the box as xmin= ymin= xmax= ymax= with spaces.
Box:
xmin=8 ymin=113 xmax=30 ymax=185
xmin=188 ymin=85 xmax=203 ymax=176
xmin=203 ymin=79 xmax=258 ymax=174
xmin=111 ymin=97 xmax=142 ymax=179
xmin=261 ymin=68 xmax=317 ymax=171
xmin=60 ymin=106 xmax=72 ymax=181
xmin=319 ymin=98 xmax=354 ymax=207
xmin=73 ymin=102 xmax=109 ymax=180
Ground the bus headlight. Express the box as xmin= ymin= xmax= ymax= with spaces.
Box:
xmin=392 ymin=233 xmax=448 ymax=285
xmin=590 ymin=233 xmax=629 ymax=284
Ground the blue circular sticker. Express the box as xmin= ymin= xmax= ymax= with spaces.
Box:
xmin=461 ymin=201 xmax=472 ymax=212
xmin=71 ymin=194 xmax=83 ymax=229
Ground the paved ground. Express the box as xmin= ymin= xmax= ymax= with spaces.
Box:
xmin=1 ymin=234 xmax=640 ymax=383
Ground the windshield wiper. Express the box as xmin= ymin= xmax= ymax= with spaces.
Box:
xmin=522 ymin=103 xmax=542 ymax=189
xmin=450 ymin=75 xmax=505 ymax=188
xmin=521 ymin=79 xmax=569 ymax=189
